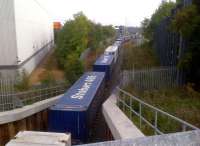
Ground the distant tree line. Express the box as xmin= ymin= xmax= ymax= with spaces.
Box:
xmin=55 ymin=12 xmax=116 ymax=84
xmin=141 ymin=1 xmax=176 ymax=45
xmin=141 ymin=0 xmax=200 ymax=87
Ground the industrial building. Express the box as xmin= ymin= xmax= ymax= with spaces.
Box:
xmin=0 ymin=0 xmax=54 ymax=77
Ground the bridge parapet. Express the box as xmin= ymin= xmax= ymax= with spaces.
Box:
xmin=102 ymin=94 xmax=145 ymax=140
xmin=79 ymin=130 xmax=200 ymax=146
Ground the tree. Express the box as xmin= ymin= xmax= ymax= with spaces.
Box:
xmin=64 ymin=53 xmax=84 ymax=84
xmin=56 ymin=12 xmax=115 ymax=68
xmin=55 ymin=12 xmax=115 ymax=83
xmin=56 ymin=12 xmax=90 ymax=67
xmin=171 ymin=2 xmax=200 ymax=86
xmin=142 ymin=1 xmax=176 ymax=42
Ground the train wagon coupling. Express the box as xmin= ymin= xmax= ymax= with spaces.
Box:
xmin=93 ymin=54 xmax=114 ymax=80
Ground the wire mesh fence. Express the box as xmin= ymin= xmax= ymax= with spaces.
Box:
xmin=120 ymin=66 xmax=185 ymax=90
xmin=0 ymin=81 xmax=68 ymax=112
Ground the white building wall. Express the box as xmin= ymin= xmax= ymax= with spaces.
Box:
xmin=0 ymin=0 xmax=18 ymax=66
xmin=0 ymin=0 xmax=54 ymax=77
xmin=14 ymin=0 xmax=54 ymax=74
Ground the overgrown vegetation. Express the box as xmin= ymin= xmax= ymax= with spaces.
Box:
xmin=142 ymin=0 xmax=200 ymax=87
xmin=14 ymin=70 xmax=30 ymax=91
xmin=121 ymin=37 xmax=200 ymax=135
xmin=40 ymin=71 xmax=56 ymax=86
xmin=171 ymin=0 xmax=200 ymax=87
xmin=122 ymin=85 xmax=200 ymax=135
xmin=122 ymin=41 xmax=159 ymax=70
xmin=56 ymin=12 xmax=115 ymax=84
xmin=121 ymin=40 xmax=200 ymax=135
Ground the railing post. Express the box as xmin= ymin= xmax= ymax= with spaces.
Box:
xmin=155 ymin=111 xmax=158 ymax=135
xmin=129 ymin=97 xmax=132 ymax=120
xmin=123 ymin=93 xmax=125 ymax=112
xmin=182 ymin=124 xmax=186 ymax=132
xmin=116 ymin=90 xmax=119 ymax=106
xmin=139 ymin=103 xmax=142 ymax=129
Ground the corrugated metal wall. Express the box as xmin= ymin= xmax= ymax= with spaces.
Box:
xmin=0 ymin=0 xmax=18 ymax=66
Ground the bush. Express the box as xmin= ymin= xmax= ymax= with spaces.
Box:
xmin=15 ymin=70 xmax=30 ymax=91
xmin=64 ymin=53 xmax=84 ymax=84
xmin=55 ymin=12 xmax=116 ymax=69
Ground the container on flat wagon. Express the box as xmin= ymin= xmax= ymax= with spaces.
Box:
xmin=6 ymin=131 xmax=71 ymax=146
xmin=48 ymin=72 xmax=105 ymax=143
xmin=116 ymin=37 xmax=123 ymax=42
xmin=114 ymin=40 xmax=122 ymax=48
xmin=104 ymin=45 xmax=119 ymax=63
xmin=93 ymin=54 xmax=114 ymax=80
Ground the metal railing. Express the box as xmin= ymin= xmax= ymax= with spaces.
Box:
xmin=116 ymin=87 xmax=199 ymax=135
xmin=0 ymin=84 xmax=68 ymax=112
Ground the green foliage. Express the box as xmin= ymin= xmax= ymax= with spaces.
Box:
xmin=64 ymin=53 xmax=84 ymax=84
xmin=88 ymin=24 xmax=115 ymax=49
xmin=123 ymin=85 xmax=200 ymax=134
xmin=56 ymin=12 xmax=90 ymax=67
xmin=172 ymin=5 xmax=200 ymax=38
xmin=142 ymin=1 xmax=175 ymax=41
xmin=55 ymin=12 xmax=115 ymax=83
xmin=122 ymin=42 xmax=159 ymax=70
xmin=171 ymin=3 xmax=200 ymax=85
xmin=56 ymin=12 xmax=115 ymax=68
xmin=15 ymin=70 xmax=30 ymax=91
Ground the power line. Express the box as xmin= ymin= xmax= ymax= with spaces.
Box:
xmin=33 ymin=0 xmax=51 ymax=16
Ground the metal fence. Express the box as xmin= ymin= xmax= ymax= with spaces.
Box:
xmin=121 ymin=66 xmax=185 ymax=90
xmin=154 ymin=0 xmax=192 ymax=67
xmin=0 ymin=78 xmax=16 ymax=94
xmin=0 ymin=83 xmax=68 ymax=112
xmin=116 ymin=87 xmax=199 ymax=135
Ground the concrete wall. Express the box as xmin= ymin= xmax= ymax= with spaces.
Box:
xmin=18 ymin=41 xmax=53 ymax=74
xmin=14 ymin=0 xmax=54 ymax=65
xmin=0 ymin=94 xmax=62 ymax=146
xmin=0 ymin=0 xmax=54 ymax=76
xmin=102 ymin=94 xmax=145 ymax=140
xmin=79 ymin=130 xmax=200 ymax=146
xmin=0 ymin=0 xmax=18 ymax=66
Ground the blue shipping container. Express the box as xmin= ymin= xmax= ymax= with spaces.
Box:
xmin=93 ymin=54 xmax=114 ymax=80
xmin=48 ymin=72 xmax=105 ymax=143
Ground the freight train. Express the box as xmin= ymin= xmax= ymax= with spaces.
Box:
xmin=48 ymin=37 xmax=124 ymax=143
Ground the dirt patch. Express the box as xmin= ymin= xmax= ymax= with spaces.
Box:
xmin=84 ymin=48 xmax=104 ymax=71
xmin=29 ymin=50 xmax=64 ymax=85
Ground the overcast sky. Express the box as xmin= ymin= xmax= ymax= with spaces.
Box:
xmin=39 ymin=0 xmax=175 ymax=27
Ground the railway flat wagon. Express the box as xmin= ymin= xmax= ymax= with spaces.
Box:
xmin=93 ymin=54 xmax=114 ymax=80
xmin=48 ymin=72 xmax=105 ymax=143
